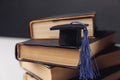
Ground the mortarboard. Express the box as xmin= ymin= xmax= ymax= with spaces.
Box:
xmin=50 ymin=22 xmax=88 ymax=47
xmin=50 ymin=22 xmax=99 ymax=80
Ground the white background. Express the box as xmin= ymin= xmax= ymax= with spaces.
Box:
xmin=0 ymin=37 xmax=29 ymax=80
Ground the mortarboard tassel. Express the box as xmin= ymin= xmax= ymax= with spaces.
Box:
xmin=72 ymin=22 xmax=98 ymax=80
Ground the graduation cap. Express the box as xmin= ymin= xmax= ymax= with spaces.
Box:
xmin=50 ymin=22 xmax=99 ymax=80
xmin=50 ymin=22 xmax=88 ymax=47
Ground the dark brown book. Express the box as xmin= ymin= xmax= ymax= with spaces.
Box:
xmin=22 ymin=62 xmax=79 ymax=80
xmin=29 ymin=12 xmax=96 ymax=39
xmin=96 ymin=50 xmax=120 ymax=70
xmin=99 ymin=65 xmax=120 ymax=80
xmin=24 ymin=66 xmax=120 ymax=80
xmin=16 ymin=31 xmax=115 ymax=68
xmin=71 ymin=65 xmax=120 ymax=80
xmin=101 ymin=71 xmax=120 ymax=80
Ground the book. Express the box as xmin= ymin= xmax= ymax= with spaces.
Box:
xmin=71 ymin=65 xmax=120 ymax=80
xmin=24 ymin=72 xmax=42 ymax=80
xmin=15 ymin=31 xmax=115 ymax=68
xmin=101 ymin=71 xmax=120 ymax=80
xmin=24 ymin=66 xmax=120 ymax=80
xmin=96 ymin=50 xmax=120 ymax=70
xmin=22 ymin=46 xmax=120 ymax=80
xmin=29 ymin=12 xmax=96 ymax=39
xmin=21 ymin=62 xmax=79 ymax=80
xmin=99 ymin=65 xmax=120 ymax=80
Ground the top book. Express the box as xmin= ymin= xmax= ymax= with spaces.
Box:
xmin=29 ymin=12 xmax=96 ymax=39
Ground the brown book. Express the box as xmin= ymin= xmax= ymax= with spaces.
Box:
xmin=29 ymin=12 xmax=96 ymax=39
xmin=71 ymin=65 xmax=120 ymax=80
xmin=101 ymin=71 xmax=120 ymax=80
xmin=96 ymin=50 xmax=120 ymax=70
xmin=99 ymin=65 xmax=120 ymax=80
xmin=22 ymin=47 xmax=120 ymax=80
xmin=24 ymin=70 xmax=120 ymax=80
xmin=15 ymin=31 xmax=115 ymax=68
xmin=22 ymin=62 xmax=79 ymax=80
xmin=24 ymin=72 xmax=42 ymax=80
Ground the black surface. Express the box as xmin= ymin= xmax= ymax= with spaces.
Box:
xmin=0 ymin=0 xmax=120 ymax=43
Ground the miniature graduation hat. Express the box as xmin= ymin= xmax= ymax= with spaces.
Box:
xmin=50 ymin=22 xmax=98 ymax=80
xmin=50 ymin=22 xmax=88 ymax=47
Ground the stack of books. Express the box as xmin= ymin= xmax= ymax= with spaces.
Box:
xmin=15 ymin=12 xmax=120 ymax=80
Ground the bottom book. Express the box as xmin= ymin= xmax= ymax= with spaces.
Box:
xmin=24 ymin=72 xmax=42 ymax=80
xmin=101 ymin=71 xmax=120 ymax=80
xmin=24 ymin=70 xmax=120 ymax=80
xmin=21 ymin=62 xmax=79 ymax=80
xmin=99 ymin=65 xmax=120 ymax=80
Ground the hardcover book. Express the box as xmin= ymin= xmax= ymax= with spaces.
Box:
xmin=99 ymin=65 xmax=120 ymax=80
xmin=29 ymin=12 xmax=96 ymax=39
xmin=15 ymin=31 xmax=115 ymax=68
xmin=71 ymin=65 xmax=120 ymax=80
xmin=21 ymin=62 xmax=79 ymax=80
xmin=20 ymin=47 xmax=120 ymax=80
xmin=22 ymin=46 xmax=120 ymax=80
xmin=24 ymin=65 xmax=120 ymax=80
xmin=24 ymin=72 xmax=42 ymax=80
xmin=96 ymin=50 xmax=120 ymax=70
xmin=101 ymin=71 xmax=120 ymax=80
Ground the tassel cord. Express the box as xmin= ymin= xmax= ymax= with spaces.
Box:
xmin=80 ymin=27 xmax=96 ymax=80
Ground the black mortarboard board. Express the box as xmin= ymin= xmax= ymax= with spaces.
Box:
xmin=50 ymin=23 xmax=88 ymax=47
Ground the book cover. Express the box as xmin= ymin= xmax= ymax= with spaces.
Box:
xmin=29 ymin=12 xmax=96 ymax=39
